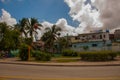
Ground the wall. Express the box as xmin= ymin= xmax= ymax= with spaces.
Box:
xmin=71 ymin=40 xmax=112 ymax=51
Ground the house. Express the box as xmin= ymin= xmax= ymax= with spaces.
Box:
xmin=111 ymin=29 xmax=120 ymax=51
xmin=32 ymin=40 xmax=44 ymax=50
xmin=69 ymin=31 xmax=112 ymax=51
xmin=109 ymin=34 xmax=114 ymax=42
xmin=114 ymin=29 xmax=120 ymax=42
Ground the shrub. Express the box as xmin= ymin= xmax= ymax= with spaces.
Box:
xmin=31 ymin=50 xmax=36 ymax=57
xmin=33 ymin=50 xmax=51 ymax=61
xmin=79 ymin=51 xmax=118 ymax=61
xmin=62 ymin=49 xmax=78 ymax=57
xmin=10 ymin=49 xmax=19 ymax=57
xmin=117 ymin=51 xmax=120 ymax=56
xmin=0 ymin=51 xmax=5 ymax=59
xmin=19 ymin=44 xmax=29 ymax=61
xmin=83 ymin=46 xmax=89 ymax=50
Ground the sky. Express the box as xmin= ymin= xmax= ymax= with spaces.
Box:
xmin=0 ymin=0 xmax=120 ymax=37
xmin=0 ymin=0 xmax=78 ymax=27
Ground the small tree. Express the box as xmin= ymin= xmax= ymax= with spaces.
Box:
xmin=41 ymin=25 xmax=61 ymax=53
xmin=19 ymin=44 xmax=29 ymax=61
xmin=0 ymin=22 xmax=20 ymax=50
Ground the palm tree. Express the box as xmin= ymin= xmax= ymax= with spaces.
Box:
xmin=15 ymin=18 xmax=28 ymax=37
xmin=26 ymin=18 xmax=42 ymax=41
xmin=41 ymin=25 xmax=61 ymax=53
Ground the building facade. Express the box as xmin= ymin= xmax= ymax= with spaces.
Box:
xmin=69 ymin=31 xmax=112 ymax=51
xmin=114 ymin=29 xmax=120 ymax=42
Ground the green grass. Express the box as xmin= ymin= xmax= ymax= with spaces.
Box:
xmin=55 ymin=59 xmax=79 ymax=62
xmin=53 ymin=58 xmax=80 ymax=63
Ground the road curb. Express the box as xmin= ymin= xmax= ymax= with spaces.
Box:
xmin=0 ymin=61 xmax=120 ymax=67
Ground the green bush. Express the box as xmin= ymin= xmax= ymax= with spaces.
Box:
xmin=117 ymin=51 xmax=120 ymax=56
xmin=19 ymin=44 xmax=29 ymax=61
xmin=62 ymin=49 xmax=78 ymax=57
xmin=33 ymin=50 xmax=51 ymax=61
xmin=83 ymin=46 xmax=89 ymax=50
xmin=10 ymin=50 xmax=19 ymax=57
xmin=31 ymin=50 xmax=36 ymax=57
xmin=0 ymin=52 xmax=4 ymax=58
xmin=79 ymin=51 xmax=118 ymax=61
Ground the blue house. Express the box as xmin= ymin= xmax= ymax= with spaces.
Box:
xmin=69 ymin=31 xmax=112 ymax=51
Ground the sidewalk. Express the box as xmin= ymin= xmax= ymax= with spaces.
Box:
xmin=0 ymin=57 xmax=120 ymax=67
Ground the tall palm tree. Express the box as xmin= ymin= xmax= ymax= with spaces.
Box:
xmin=41 ymin=25 xmax=61 ymax=53
xmin=15 ymin=18 xmax=28 ymax=37
xmin=26 ymin=18 xmax=42 ymax=41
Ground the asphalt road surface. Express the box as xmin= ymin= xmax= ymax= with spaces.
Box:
xmin=0 ymin=64 xmax=120 ymax=79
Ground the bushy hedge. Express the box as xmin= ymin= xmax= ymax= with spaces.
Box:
xmin=32 ymin=50 xmax=51 ymax=61
xmin=62 ymin=49 xmax=78 ymax=57
xmin=19 ymin=44 xmax=29 ymax=61
xmin=79 ymin=51 xmax=118 ymax=61
xmin=0 ymin=51 xmax=5 ymax=58
xmin=117 ymin=51 xmax=120 ymax=56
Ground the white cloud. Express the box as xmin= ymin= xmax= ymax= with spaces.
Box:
xmin=94 ymin=0 xmax=120 ymax=32
xmin=39 ymin=18 xmax=78 ymax=37
xmin=0 ymin=0 xmax=5 ymax=2
xmin=64 ymin=0 xmax=120 ymax=33
xmin=0 ymin=0 xmax=10 ymax=3
xmin=64 ymin=0 xmax=103 ymax=33
xmin=0 ymin=9 xmax=17 ymax=26
xmin=0 ymin=0 xmax=22 ymax=3
xmin=56 ymin=18 xmax=77 ymax=36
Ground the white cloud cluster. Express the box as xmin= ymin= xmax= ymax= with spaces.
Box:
xmin=64 ymin=0 xmax=103 ymax=33
xmin=56 ymin=18 xmax=77 ymax=36
xmin=40 ymin=18 xmax=77 ymax=37
xmin=94 ymin=0 xmax=120 ymax=32
xmin=64 ymin=0 xmax=120 ymax=33
xmin=0 ymin=9 xmax=17 ymax=26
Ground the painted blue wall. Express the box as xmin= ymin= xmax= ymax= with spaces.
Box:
xmin=71 ymin=40 xmax=112 ymax=48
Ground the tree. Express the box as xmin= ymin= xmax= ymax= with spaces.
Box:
xmin=0 ymin=22 xmax=20 ymax=50
xmin=0 ymin=23 xmax=8 ymax=41
xmin=26 ymin=18 xmax=42 ymax=41
xmin=1 ymin=30 xmax=19 ymax=50
xmin=55 ymin=35 xmax=72 ymax=53
xmin=15 ymin=18 xmax=28 ymax=37
xmin=41 ymin=25 xmax=61 ymax=53
xmin=16 ymin=18 xmax=42 ymax=61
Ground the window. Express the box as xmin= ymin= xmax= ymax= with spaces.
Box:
xmin=74 ymin=45 xmax=76 ymax=48
xmin=100 ymin=35 xmax=102 ymax=39
xmin=92 ymin=35 xmax=95 ymax=38
xmin=69 ymin=45 xmax=72 ymax=47
xmin=104 ymin=35 xmax=106 ymax=38
xmin=83 ymin=36 xmax=85 ymax=37
xmin=92 ymin=44 xmax=97 ymax=47
xmin=75 ymin=37 xmax=79 ymax=40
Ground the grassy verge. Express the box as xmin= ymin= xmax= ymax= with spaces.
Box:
xmin=54 ymin=58 xmax=80 ymax=63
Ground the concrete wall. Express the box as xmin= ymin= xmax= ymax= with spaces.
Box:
xmin=70 ymin=40 xmax=113 ymax=51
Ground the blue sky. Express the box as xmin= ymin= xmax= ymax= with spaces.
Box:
xmin=0 ymin=0 xmax=79 ymax=27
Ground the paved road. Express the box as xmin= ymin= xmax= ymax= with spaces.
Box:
xmin=0 ymin=64 xmax=120 ymax=79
